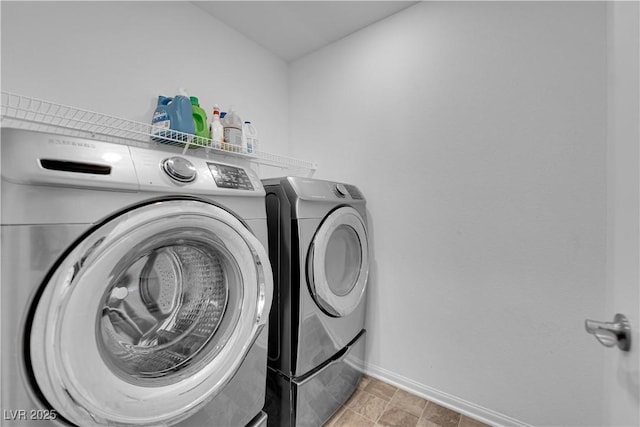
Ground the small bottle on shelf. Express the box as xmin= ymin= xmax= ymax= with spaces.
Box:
xmin=243 ymin=121 xmax=258 ymax=154
xmin=209 ymin=105 xmax=224 ymax=149
xmin=220 ymin=112 xmax=227 ymax=150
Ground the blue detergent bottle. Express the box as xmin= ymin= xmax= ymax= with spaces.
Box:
xmin=151 ymin=91 xmax=195 ymax=143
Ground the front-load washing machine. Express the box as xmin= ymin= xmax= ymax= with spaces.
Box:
xmin=1 ymin=128 xmax=272 ymax=427
xmin=262 ymin=177 xmax=369 ymax=427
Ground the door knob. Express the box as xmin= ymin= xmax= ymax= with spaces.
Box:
xmin=585 ymin=313 xmax=631 ymax=351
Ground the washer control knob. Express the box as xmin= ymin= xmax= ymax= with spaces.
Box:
xmin=162 ymin=157 xmax=197 ymax=183
xmin=335 ymin=183 xmax=348 ymax=197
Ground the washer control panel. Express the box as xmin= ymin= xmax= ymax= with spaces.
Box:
xmin=130 ymin=146 xmax=263 ymax=194
xmin=207 ymin=162 xmax=254 ymax=190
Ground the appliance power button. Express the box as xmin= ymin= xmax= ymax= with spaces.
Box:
xmin=335 ymin=183 xmax=348 ymax=197
xmin=162 ymin=157 xmax=197 ymax=183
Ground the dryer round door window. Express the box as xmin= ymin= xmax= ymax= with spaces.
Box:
xmin=28 ymin=199 xmax=272 ymax=426
xmin=308 ymin=206 xmax=369 ymax=317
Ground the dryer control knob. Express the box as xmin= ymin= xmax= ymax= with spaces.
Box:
xmin=162 ymin=157 xmax=197 ymax=183
xmin=335 ymin=183 xmax=348 ymax=197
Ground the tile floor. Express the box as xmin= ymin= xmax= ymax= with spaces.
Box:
xmin=323 ymin=376 xmax=491 ymax=427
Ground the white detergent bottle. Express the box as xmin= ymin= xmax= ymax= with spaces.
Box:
xmin=243 ymin=121 xmax=258 ymax=154
xmin=223 ymin=106 xmax=243 ymax=152
xmin=209 ymin=105 xmax=224 ymax=149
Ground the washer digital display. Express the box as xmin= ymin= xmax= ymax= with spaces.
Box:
xmin=207 ymin=163 xmax=254 ymax=190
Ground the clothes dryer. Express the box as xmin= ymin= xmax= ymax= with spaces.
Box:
xmin=262 ymin=177 xmax=369 ymax=427
xmin=1 ymin=128 xmax=272 ymax=427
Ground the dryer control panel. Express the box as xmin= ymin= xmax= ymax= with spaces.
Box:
xmin=279 ymin=177 xmax=365 ymax=202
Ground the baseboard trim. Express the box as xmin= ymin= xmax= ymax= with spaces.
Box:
xmin=364 ymin=363 xmax=532 ymax=427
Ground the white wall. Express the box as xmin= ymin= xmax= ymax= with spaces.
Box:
xmin=289 ymin=2 xmax=608 ymax=426
xmin=605 ymin=2 xmax=640 ymax=425
xmin=0 ymin=1 xmax=290 ymax=157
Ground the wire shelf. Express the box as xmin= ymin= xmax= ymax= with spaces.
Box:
xmin=0 ymin=91 xmax=317 ymax=176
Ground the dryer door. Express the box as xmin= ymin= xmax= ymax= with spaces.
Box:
xmin=307 ymin=206 xmax=369 ymax=317
xmin=29 ymin=199 xmax=272 ymax=426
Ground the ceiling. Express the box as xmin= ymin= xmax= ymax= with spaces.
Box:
xmin=193 ymin=1 xmax=419 ymax=62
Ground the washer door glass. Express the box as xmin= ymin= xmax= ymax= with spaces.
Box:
xmin=99 ymin=234 xmax=233 ymax=382
xmin=29 ymin=199 xmax=272 ymax=426
xmin=308 ymin=206 xmax=369 ymax=317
